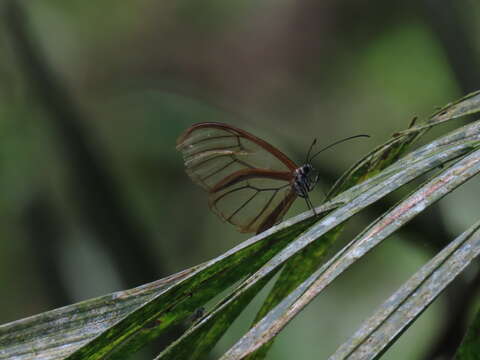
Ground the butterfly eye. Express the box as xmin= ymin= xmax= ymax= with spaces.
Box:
xmin=177 ymin=122 xmax=299 ymax=234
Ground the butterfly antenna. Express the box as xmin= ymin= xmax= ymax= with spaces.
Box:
xmin=309 ymin=134 xmax=370 ymax=162
xmin=306 ymin=138 xmax=317 ymax=163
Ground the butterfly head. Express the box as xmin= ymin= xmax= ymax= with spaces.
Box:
xmin=296 ymin=134 xmax=370 ymax=199
xmin=293 ymin=163 xmax=318 ymax=198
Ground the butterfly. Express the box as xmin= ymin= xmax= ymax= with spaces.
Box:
xmin=176 ymin=122 xmax=368 ymax=234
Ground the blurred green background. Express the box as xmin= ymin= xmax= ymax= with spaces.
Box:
xmin=1 ymin=1 xmax=480 ymax=359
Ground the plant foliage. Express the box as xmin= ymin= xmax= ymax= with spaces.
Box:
xmin=2 ymin=91 xmax=480 ymax=360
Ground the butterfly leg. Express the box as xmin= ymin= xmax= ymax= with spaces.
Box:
xmin=310 ymin=173 xmax=328 ymax=200
xmin=304 ymin=195 xmax=317 ymax=216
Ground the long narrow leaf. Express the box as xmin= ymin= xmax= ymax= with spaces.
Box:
xmin=159 ymin=120 xmax=480 ymax=360
xmin=0 ymin=268 xmax=195 ymax=360
xmin=429 ymin=90 xmax=480 ymax=124
xmin=0 ymin=209 xmax=323 ymax=360
xmin=331 ymin=220 xmax=480 ymax=360
xmin=65 ymin=216 xmax=320 ymax=360
xmin=246 ymin=119 xmax=423 ymax=360
xmin=220 ymin=146 xmax=480 ymax=360
xmin=4 ymin=101 xmax=480 ymax=360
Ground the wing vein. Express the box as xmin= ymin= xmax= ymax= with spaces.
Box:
xmin=227 ymin=191 xmax=258 ymax=221
xmin=247 ymin=189 xmax=278 ymax=229
xmin=200 ymin=159 xmax=236 ymax=182
xmin=250 ymin=183 xmax=290 ymax=192
xmin=186 ymin=134 xmax=237 ymax=147
xmin=177 ymin=122 xmax=300 ymax=233
xmin=211 ymin=185 xmax=250 ymax=206
xmin=185 ymin=145 xmax=239 ymax=160
xmin=234 ymin=158 xmax=255 ymax=169
xmin=188 ymin=153 xmax=234 ymax=170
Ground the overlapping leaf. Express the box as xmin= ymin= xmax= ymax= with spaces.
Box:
xmin=158 ymin=119 xmax=480 ymax=359
xmin=2 ymin=91 xmax=480 ymax=360
xmin=221 ymin=143 xmax=480 ymax=359
xmin=243 ymin=90 xmax=480 ymax=359
xmin=0 ymin=213 xmax=320 ymax=360
xmin=331 ymin=220 xmax=480 ymax=360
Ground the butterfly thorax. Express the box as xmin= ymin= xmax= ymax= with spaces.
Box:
xmin=293 ymin=164 xmax=318 ymax=198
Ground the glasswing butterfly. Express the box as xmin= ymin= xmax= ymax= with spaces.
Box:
xmin=176 ymin=122 xmax=368 ymax=234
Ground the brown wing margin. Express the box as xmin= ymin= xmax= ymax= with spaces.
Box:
xmin=176 ymin=122 xmax=298 ymax=171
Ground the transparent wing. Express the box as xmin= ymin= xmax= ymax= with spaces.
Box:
xmin=209 ymin=178 xmax=297 ymax=233
xmin=177 ymin=122 xmax=298 ymax=233
xmin=176 ymin=122 xmax=297 ymax=191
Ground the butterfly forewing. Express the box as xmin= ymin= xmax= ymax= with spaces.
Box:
xmin=177 ymin=123 xmax=298 ymax=233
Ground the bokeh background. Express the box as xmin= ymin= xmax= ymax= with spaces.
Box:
xmin=1 ymin=1 xmax=480 ymax=359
